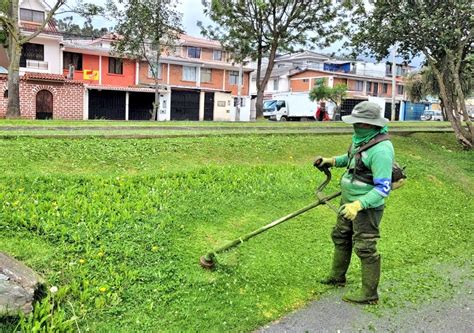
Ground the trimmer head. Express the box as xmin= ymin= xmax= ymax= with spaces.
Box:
xmin=200 ymin=255 xmax=216 ymax=269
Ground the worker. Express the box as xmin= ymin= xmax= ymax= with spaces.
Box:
xmin=314 ymin=101 xmax=402 ymax=304
xmin=315 ymin=102 xmax=330 ymax=121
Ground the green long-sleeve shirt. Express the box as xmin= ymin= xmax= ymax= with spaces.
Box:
xmin=334 ymin=140 xmax=394 ymax=208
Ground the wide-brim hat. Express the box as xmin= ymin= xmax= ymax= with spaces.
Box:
xmin=342 ymin=101 xmax=389 ymax=127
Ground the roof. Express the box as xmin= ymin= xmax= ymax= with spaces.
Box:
xmin=179 ymin=34 xmax=221 ymax=48
xmin=20 ymin=21 xmax=61 ymax=35
xmin=86 ymin=85 xmax=161 ymax=93
xmin=289 ymin=68 xmax=405 ymax=82
xmin=21 ymin=72 xmax=82 ymax=84
xmin=324 ymin=60 xmax=352 ymax=65
xmin=260 ymin=64 xmax=297 ymax=78
xmin=275 ymin=51 xmax=330 ymax=63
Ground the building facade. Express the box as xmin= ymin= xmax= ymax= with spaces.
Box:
xmin=250 ymin=51 xmax=414 ymax=120
xmin=0 ymin=0 xmax=253 ymax=121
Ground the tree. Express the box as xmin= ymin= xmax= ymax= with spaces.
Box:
xmin=309 ymin=79 xmax=347 ymax=121
xmin=0 ymin=0 xmax=66 ymax=118
xmin=200 ymin=0 xmax=347 ymax=118
xmin=350 ymin=0 xmax=473 ymax=149
xmin=56 ymin=16 xmax=109 ymax=38
xmin=110 ymin=0 xmax=182 ymax=121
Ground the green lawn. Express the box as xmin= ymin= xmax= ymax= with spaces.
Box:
xmin=0 ymin=132 xmax=472 ymax=332
xmin=0 ymin=119 xmax=452 ymax=128
xmin=0 ymin=119 xmax=453 ymax=138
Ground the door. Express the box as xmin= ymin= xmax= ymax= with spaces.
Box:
xmin=36 ymin=90 xmax=53 ymax=119
xmin=372 ymin=83 xmax=379 ymax=96
xmin=88 ymin=89 xmax=126 ymax=120
xmin=204 ymin=92 xmax=214 ymax=121
xmin=170 ymin=90 xmax=200 ymax=120
xmin=213 ymin=92 xmax=232 ymax=121
xmin=129 ymin=92 xmax=154 ymax=120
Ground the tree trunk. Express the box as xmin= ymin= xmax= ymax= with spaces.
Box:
xmin=431 ymin=64 xmax=472 ymax=149
xmin=6 ymin=0 xmax=21 ymax=119
xmin=254 ymin=40 xmax=263 ymax=119
xmin=6 ymin=45 xmax=21 ymax=118
xmin=151 ymin=52 xmax=160 ymax=121
xmin=255 ymin=42 xmax=278 ymax=118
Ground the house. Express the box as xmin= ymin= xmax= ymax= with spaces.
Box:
xmin=0 ymin=0 xmax=253 ymax=121
xmin=0 ymin=0 xmax=83 ymax=119
xmin=250 ymin=51 xmax=414 ymax=120
xmin=61 ymin=33 xmax=253 ymax=121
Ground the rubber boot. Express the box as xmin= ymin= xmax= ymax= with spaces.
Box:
xmin=342 ymin=257 xmax=380 ymax=304
xmin=320 ymin=249 xmax=351 ymax=287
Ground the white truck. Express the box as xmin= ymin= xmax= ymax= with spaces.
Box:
xmin=263 ymin=93 xmax=320 ymax=121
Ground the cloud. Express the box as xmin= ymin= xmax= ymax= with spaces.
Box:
xmin=178 ymin=0 xmax=211 ymax=37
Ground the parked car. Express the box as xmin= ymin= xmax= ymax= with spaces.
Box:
xmin=420 ymin=110 xmax=443 ymax=121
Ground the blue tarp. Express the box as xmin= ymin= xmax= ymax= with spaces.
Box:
xmin=403 ymin=101 xmax=429 ymax=120
xmin=323 ymin=63 xmax=351 ymax=73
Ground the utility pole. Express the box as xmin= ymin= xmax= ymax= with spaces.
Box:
xmin=391 ymin=43 xmax=397 ymax=121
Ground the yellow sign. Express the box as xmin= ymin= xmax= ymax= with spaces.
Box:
xmin=83 ymin=70 xmax=99 ymax=81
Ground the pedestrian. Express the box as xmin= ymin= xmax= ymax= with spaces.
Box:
xmin=315 ymin=102 xmax=329 ymax=121
xmin=313 ymin=101 xmax=403 ymax=304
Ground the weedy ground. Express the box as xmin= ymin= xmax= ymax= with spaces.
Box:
xmin=0 ymin=130 xmax=472 ymax=332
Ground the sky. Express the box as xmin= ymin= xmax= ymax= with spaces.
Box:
xmin=79 ymin=0 xmax=211 ymax=36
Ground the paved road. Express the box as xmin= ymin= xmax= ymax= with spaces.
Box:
xmin=259 ymin=268 xmax=473 ymax=333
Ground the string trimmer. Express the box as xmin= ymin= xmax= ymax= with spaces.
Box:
xmin=199 ymin=166 xmax=341 ymax=269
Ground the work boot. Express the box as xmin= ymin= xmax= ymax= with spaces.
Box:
xmin=320 ymin=249 xmax=351 ymax=287
xmin=342 ymin=257 xmax=380 ymax=304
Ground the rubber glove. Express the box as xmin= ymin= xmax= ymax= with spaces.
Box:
xmin=339 ymin=200 xmax=363 ymax=221
xmin=313 ymin=156 xmax=335 ymax=170
xmin=391 ymin=178 xmax=406 ymax=190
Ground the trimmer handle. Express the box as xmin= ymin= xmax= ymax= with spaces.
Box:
xmin=315 ymin=166 xmax=332 ymax=193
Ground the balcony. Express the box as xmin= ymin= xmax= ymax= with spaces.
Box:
xmin=26 ymin=59 xmax=48 ymax=70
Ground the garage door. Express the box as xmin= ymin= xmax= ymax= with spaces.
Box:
xmin=170 ymin=90 xmax=200 ymax=121
xmin=129 ymin=92 xmax=154 ymax=120
xmin=88 ymin=90 xmax=125 ymax=120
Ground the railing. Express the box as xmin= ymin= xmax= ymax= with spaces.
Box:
xmin=26 ymin=60 xmax=48 ymax=70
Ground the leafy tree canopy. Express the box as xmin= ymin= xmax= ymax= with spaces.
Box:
xmin=350 ymin=0 xmax=473 ymax=149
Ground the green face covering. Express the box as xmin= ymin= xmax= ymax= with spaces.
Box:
xmin=352 ymin=125 xmax=388 ymax=146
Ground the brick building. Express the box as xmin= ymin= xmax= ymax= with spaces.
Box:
xmin=0 ymin=73 xmax=83 ymax=119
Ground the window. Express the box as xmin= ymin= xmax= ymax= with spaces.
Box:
xmin=108 ymin=57 xmax=123 ymax=74
xmin=366 ymin=82 xmax=372 ymax=93
xmin=148 ymin=63 xmax=162 ymax=79
xmin=183 ymin=66 xmax=197 ymax=81
xmin=382 ymin=83 xmax=388 ymax=94
xmin=397 ymin=85 xmax=404 ymax=95
xmin=355 ymin=80 xmax=364 ymax=91
xmin=20 ymin=9 xmax=44 ymax=23
xmin=201 ymin=68 xmax=211 ymax=83
xmin=233 ymin=98 xmax=246 ymax=107
xmin=273 ymin=79 xmax=279 ymax=91
xmin=20 ymin=43 xmax=44 ymax=67
xmin=187 ymin=47 xmax=201 ymax=59
xmin=3 ymin=90 xmax=7 ymax=98
xmin=229 ymin=71 xmax=239 ymax=85
xmin=63 ymin=52 xmax=83 ymax=71
xmin=302 ymin=79 xmax=309 ymax=83
xmin=213 ymin=50 xmax=222 ymax=61
xmin=276 ymin=100 xmax=286 ymax=110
